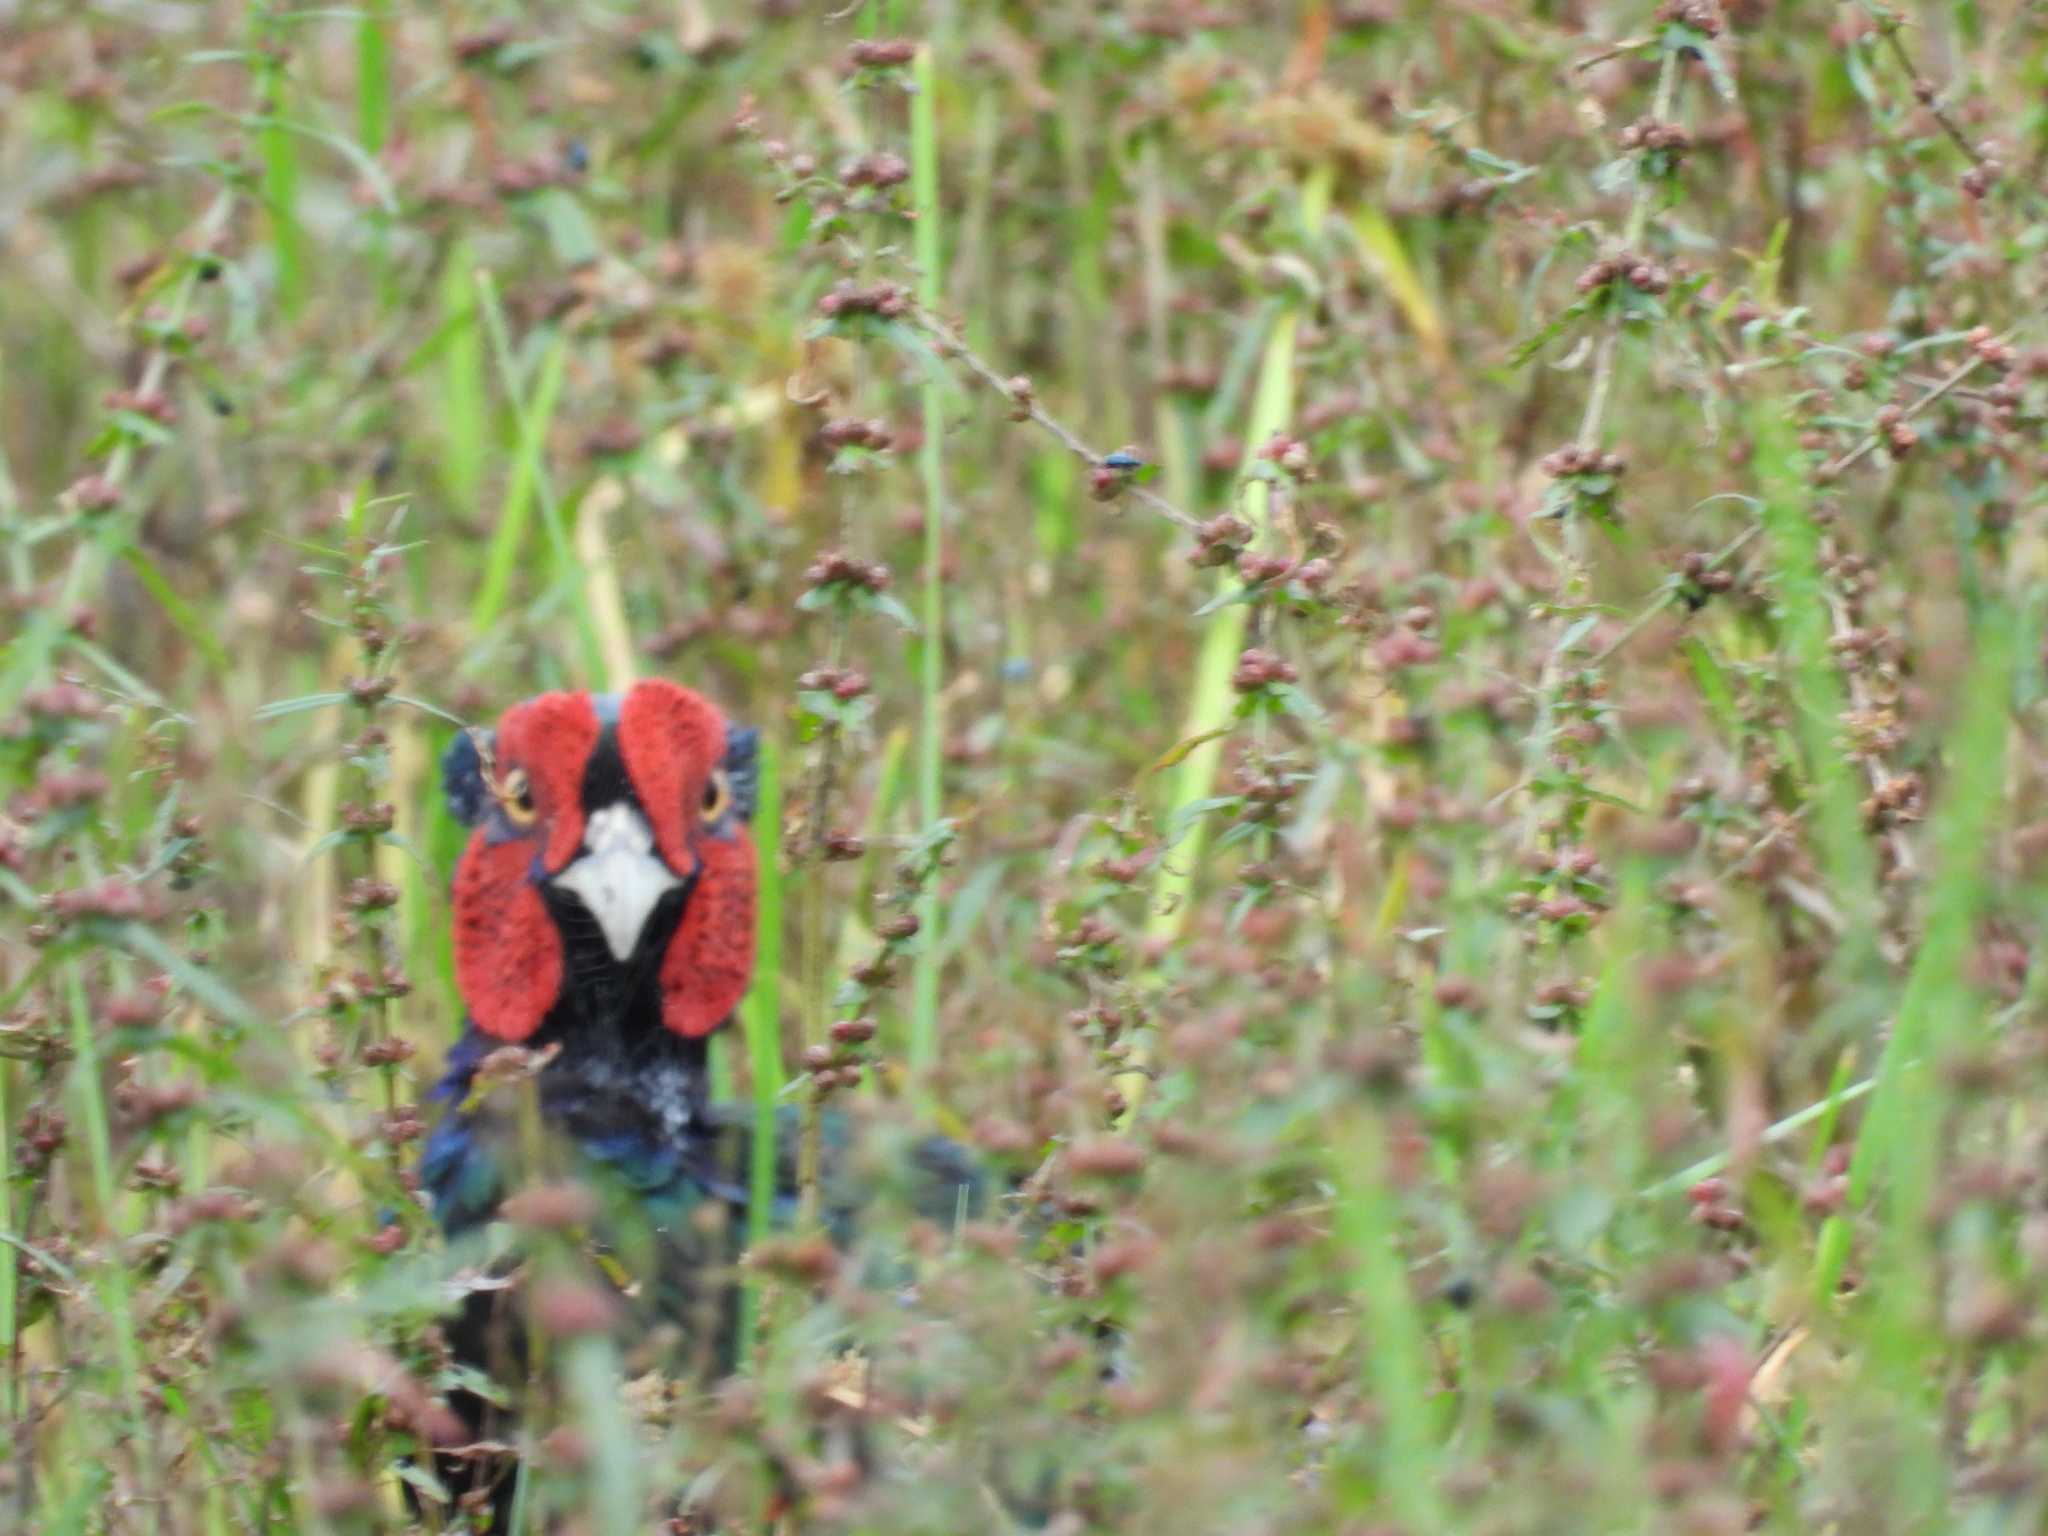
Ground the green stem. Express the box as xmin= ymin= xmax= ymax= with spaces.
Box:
xmin=65 ymin=965 xmax=150 ymax=1502
xmin=0 ymin=1057 xmax=13 ymax=1426
xmin=909 ymin=43 xmax=946 ymax=1087
xmin=1146 ymin=163 xmax=1333 ymax=949
xmin=738 ymin=739 xmax=785 ymax=1360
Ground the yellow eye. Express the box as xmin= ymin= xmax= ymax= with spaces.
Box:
xmin=700 ymin=769 xmax=731 ymax=824
xmin=500 ymin=767 xmax=539 ymax=828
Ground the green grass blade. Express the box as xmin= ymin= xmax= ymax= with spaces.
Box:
xmin=1331 ymin=1111 xmax=1446 ymax=1529
xmin=1145 ymin=164 xmax=1333 ymax=956
xmin=1849 ymin=601 xmax=2015 ymax=1207
xmin=566 ymin=1338 xmax=642 ymax=1536
xmin=909 ymin=41 xmax=946 ymax=1086
xmin=738 ymin=737 xmax=785 ymax=1360
xmin=119 ymin=544 xmax=232 ymax=677
xmin=468 ymin=299 xmax=566 ymax=639
xmin=438 ymin=247 xmax=487 ymax=519
xmin=355 ymin=1 xmax=391 ymax=155
xmin=0 ymin=1059 xmax=13 ymax=1424
xmin=469 ymin=274 xmax=605 ymax=679
xmin=1752 ymin=407 xmax=1880 ymax=953
xmin=65 ymin=968 xmax=145 ymax=1435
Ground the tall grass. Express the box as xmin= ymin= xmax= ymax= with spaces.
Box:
xmin=3 ymin=5 xmax=2046 ymax=1532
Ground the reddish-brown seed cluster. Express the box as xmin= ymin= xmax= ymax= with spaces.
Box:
xmin=165 ymin=1188 xmax=261 ymax=1235
xmin=358 ymin=1036 xmax=415 ymax=1068
xmin=581 ymin=419 xmax=643 ymax=458
xmin=1677 ymin=551 xmax=1736 ymax=607
xmin=1871 ymin=403 xmax=1919 ymax=457
xmin=1434 ymin=975 xmax=1482 ymax=1010
xmin=797 ymin=664 xmax=872 ymax=700
xmin=1539 ymin=443 xmax=1628 ymax=479
xmin=803 ymin=549 xmax=892 ymax=593
xmin=113 ymin=1076 xmax=202 ymax=1125
xmin=530 ymin=1278 xmax=620 ymax=1339
xmin=875 ymin=912 xmax=920 ymax=941
xmin=15 ymin=1105 xmax=67 ymax=1171
xmin=1158 ymin=364 xmax=1219 ymax=397
xmin=806 ymin=1012 xmax=876 ymax=1095
xmin=1235 ymin=550 xmax=1292 ymax=584
xmin=841 ymin=151 xmax=910 ymax=189
xmin=747 ymin=1233 xmax=840 ymax=1286
xmin=22 ymin=683 xmax=100 ymax=725
xmin=1685 ymin=1177 xmax=1745 ymax=1232
xmin=492 ymin=155 xmax=570 ymax=198
xmin=343 ymin=877 xmax=399 ymax=912
xmin=451 ymin=24 xmax=514 ymax=62
xmin=1256 ymin=432 xmax=1315 ymax=479
xmin=103 ymin=387 xmax=175 ymax=424
xmin=1575 ymin=252 xmax=1671 ymax=297
xmin=1232 ymin=763 xmax=1297 ymax=821
xmin=1067 ymin=1134 xmax=1147 ymax=1179
xmin=818 ymin=416 xmax=895 ymax=451
xmin=845 ymin=37 xmax=917 ymax=69
xmin=1657 ymin=0 xmax=1725 ymax=35
xmin=1187 ymin=513 xmax=1254 ymax=569
xmin=1230 ymin=648 xmax=1298 ymax=692
xmin=339 ymin=801 xmax=396 ymax=834
xmin=819 ymin=830 xmax=866 ymax=862
xmin=1967 ymin=325 xmax=2015 ymax=370
xmin=1862 ymin=772 xmax=1925 ymax=830
xmin=816 ymin=280 xmax=910 ymax=320
xmin=1618 ymin=117 xmax=1693 ymax=154
xmin=44 ymin=876 xmax=156 ymax=924
xmin=67 ymin=474 xmax=120 ymax=513
xmin=28 ymin=764 xmax=110 ymax=810
xmin=1375 ymin=622 xmax=1442 ymax=672
xmin=1002 ymin=374 xmax=1035 ymax=421
xmin=501 ymin=1181 xmax=598 ymax=1232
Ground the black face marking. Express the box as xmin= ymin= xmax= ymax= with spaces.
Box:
xmin=577 ymin=724 xmax=636 ymax=818
xmin=540 ymin=869 xmax=693 ymax=1037
xmin=539 ymin=718 xmax=692 ymax=1030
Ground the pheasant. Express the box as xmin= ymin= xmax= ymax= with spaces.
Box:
xmin=417 ymin=679 xmax=978 ymax=1524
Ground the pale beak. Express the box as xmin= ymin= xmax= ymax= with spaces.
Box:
xmin=549 ymin=803 xmax=681 ymax=962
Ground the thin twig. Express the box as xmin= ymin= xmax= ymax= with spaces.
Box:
xmin=911 ymin=304 xmax=1201 ymax=531
xmin=1873 ymin=17 xmax=1985 ymax=167
xmin=1570 ymin=37 xmax=1652 ymax=75
xmin=1817 ymin=345 xmax=1992 ymax=480
xmin=1586 ymin=521 xmax=1763 ymax=668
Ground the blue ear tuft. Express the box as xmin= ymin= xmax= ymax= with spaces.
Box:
xmin=722 ymin=725 xmax=760 ymax=822
xmin=442 ymin=730 xmax=493 ymax=827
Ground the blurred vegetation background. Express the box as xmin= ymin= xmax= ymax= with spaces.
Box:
xmin=6 ymin=0 xmax=2048 ymax=1530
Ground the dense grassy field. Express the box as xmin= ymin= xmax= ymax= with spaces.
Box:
xmin=6 ymin=1 xmax=2048 ymax=1530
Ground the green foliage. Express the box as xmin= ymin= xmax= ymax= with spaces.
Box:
xmin=3 ymin=3 xmax=2047 ymax=1532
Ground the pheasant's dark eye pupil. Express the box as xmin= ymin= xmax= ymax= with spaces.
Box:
xmin=702 ymin=780 xmax=720 ymax=810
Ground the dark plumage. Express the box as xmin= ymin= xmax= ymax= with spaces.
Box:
xmin=418 ymin=681 xmax=979 ymax=1524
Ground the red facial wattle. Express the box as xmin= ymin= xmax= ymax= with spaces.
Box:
xmin=498 ymin=692 xmax=601 ymax=874
xmin=452 ymin=692 xmax=598 ymax=1042
xmin=619 ymin=680 xmax=757 ymax=1038
xmin=450 ymin=681 xmax=755 ymax=1043
xmin=618 ymin=680 xmax=725 ymax=878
